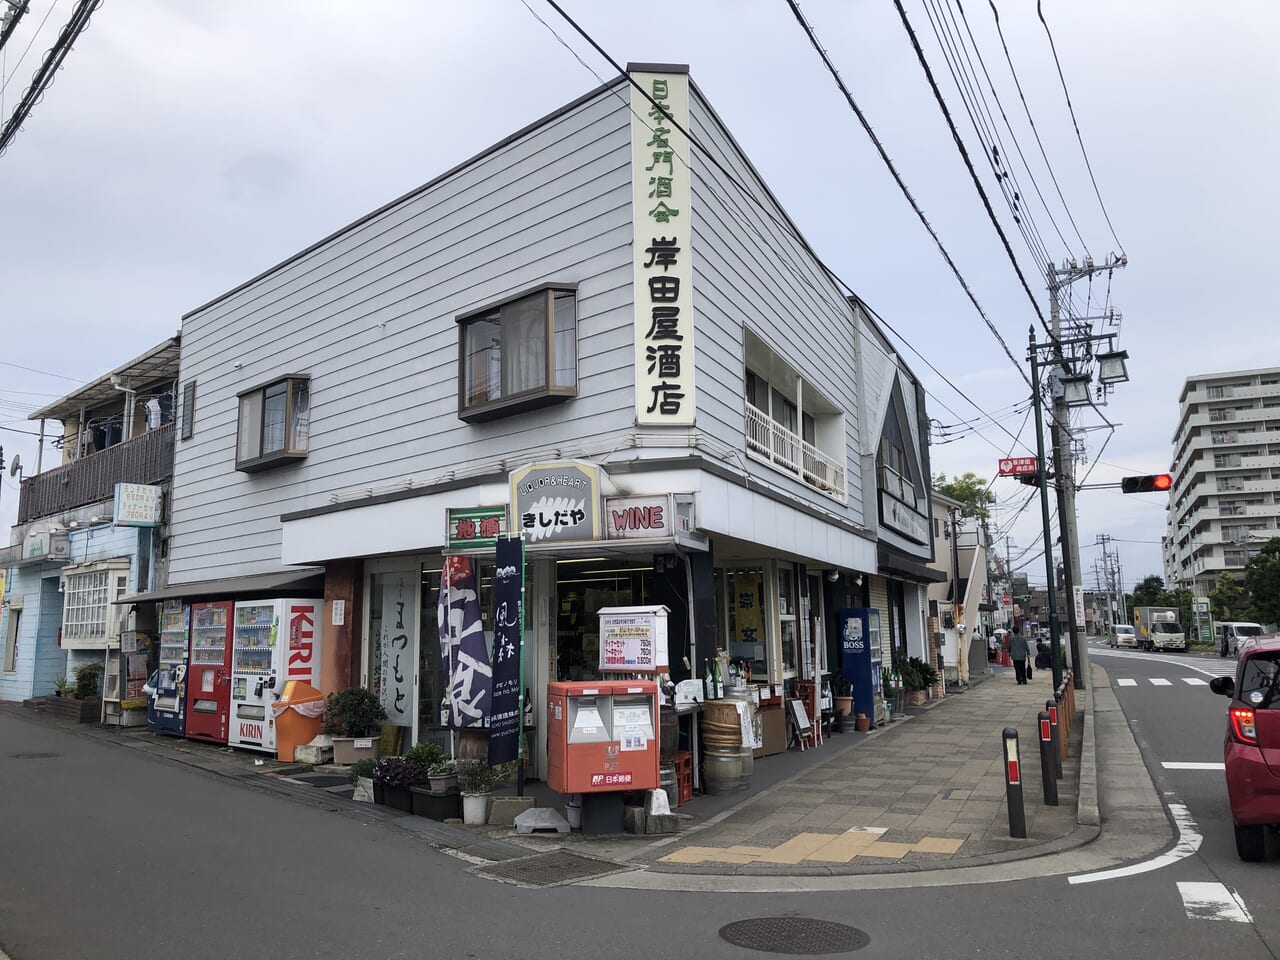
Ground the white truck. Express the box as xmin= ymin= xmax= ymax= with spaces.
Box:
xmin=1133 ymin=607 xmax=1186 ymax=652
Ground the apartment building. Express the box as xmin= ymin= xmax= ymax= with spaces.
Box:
xmin=1165 ymin=366 xmax=1280 ymax=593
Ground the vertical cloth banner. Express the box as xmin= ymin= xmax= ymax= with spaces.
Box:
xmin=438 ymin=556 xmax=491 ymax=729
xmin=488 ymin=538 xmax=524 ymax=766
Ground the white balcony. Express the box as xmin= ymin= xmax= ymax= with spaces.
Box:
xmin=745 ymin=403 xmax=847 ymax=502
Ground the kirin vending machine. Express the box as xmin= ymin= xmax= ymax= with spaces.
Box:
xmin=547 ymin=681 xmax=659 ymax=799
xmin=228 ymin=598 xmax=322 ymax=754
xmin=185 ymin=601 xmax=234 ymax=744
xmin=149 ymin=600 xmax=189 ymax=737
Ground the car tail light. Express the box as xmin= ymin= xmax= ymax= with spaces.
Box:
xmin=1230 ymin=707 xmax=1257 ymax=745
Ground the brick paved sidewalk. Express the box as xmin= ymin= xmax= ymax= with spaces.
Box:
xmin=636 ymin=670 xmax=1084 ymax=876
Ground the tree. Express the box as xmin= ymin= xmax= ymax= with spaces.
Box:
xmin=933 ymin=472 xmax=995 ymax=519
xmin=1209 ymin=572 xmax=1245 ymax=622
xmin=1243 ymin=537 xmax=1280 ymax=627
xmin=1126 ymin=575 xmax=1166 ymax=611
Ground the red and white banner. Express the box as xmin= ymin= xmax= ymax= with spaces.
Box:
xmin=997 ymin=457 xmax=1038 ymax=477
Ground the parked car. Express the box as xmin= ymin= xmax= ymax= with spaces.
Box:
xmin=1208 ymin=633 xmax=1280 ymax=861
xmin=1109 ymin=624 xmax=1137 ymax=649
xmin=1218 ymin=621 xmax=1264 ymax=658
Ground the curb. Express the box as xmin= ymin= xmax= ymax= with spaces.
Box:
xmin=1077 ymin=681 xmax=1101 ymax=827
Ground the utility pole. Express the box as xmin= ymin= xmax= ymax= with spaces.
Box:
xmin=1044 ymin=256 xmax=1127 ymax=690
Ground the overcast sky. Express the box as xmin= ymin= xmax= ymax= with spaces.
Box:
xmin=3 ymin=0 xmax=1277 ymax=593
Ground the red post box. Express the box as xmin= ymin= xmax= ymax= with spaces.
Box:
xmin=547 ymin=680 xmax=659 ymax=794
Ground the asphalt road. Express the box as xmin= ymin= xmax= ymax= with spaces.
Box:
xmin=1089 ymin=642 xmax=1279 ymax=946
xmin=2 ymin=685 xmax=1278 ymax=960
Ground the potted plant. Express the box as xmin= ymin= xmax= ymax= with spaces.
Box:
xmin=73 ymin=662 xmax=103 ymax=699
xmin=403 ymin=741 xmax=446 ymax=771
xmin=53 ymin=675 xmax=73 ymax=698
xmin=426 ymin=759 xmax=458 ymax=795
xmin=908 ymin=656 xmax=940 ymax=701
xmin=830 ymin=671 xmax=853 ymax=717
xmin=323 ymin=687 xmax=387 ymax=765
xmin=373 ymin=756 xmax=431 ymax=813
xmin=900 ymin=661 xmax=927 ymax=706
xmin=456 ymin=759 xmax=516 ymax=825
xmin=348 ymin=758 xmax=376 ymax=803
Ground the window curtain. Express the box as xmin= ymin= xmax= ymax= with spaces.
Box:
xmin=502 ymin=295 xmax=546 ymax=396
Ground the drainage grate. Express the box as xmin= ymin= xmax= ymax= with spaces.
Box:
xmin=719 ymin=918 xmax=870 ymax=955
xmin=8 ymin=752 xmax=60 ymax=760
xmin=472 ymin=850 xmax=633 ymax=888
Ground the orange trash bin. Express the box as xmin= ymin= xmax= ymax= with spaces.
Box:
xmin=272 ymin=681 xmax=326 ymax=762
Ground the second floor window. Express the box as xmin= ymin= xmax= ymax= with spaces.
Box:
xmin=237 ymin=375 xmax=310 ymax=472
xmin=458 ymin=285 xmax=578 ymax=422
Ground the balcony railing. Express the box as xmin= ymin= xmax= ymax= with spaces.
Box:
xmin=745 ymin=403 xmax=846 ymax=501
xmin=17 ymin=423 xmax=175 ymax=523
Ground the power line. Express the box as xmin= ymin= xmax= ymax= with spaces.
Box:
xmin=1036 ymin=0 xmax=1123 ymax=252
xmin=0 ymin=358 xmax=84 ymax=381
xmin=985 ymin=0 xmax=1090 ymax=254
xmin=888 ymin=0 xmax=1050 ymax=337
xmin=780 ymin=0 xmax=1033 ymax=384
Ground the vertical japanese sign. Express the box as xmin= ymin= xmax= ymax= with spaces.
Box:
xmin=631 ymin=67 xmax=695 ymax=425
xmin=438 ymin=556 xmax=491 ymax=728
xmin=488 ymin=537 xmax=524 ymax=766
xmin=379 ymin=571 xmax=413 ymax=725
xmin=735 ymin=572 xmax=764 ymax=646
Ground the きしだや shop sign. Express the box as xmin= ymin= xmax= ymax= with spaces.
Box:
xmin=509 ymin=460 xmax=601 ymax=544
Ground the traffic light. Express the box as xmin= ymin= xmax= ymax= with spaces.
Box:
xmin=1120 ymin=474 xmax=1172 ymax=494
xmin=1018 ymin=472 xmax=1053 ymax=487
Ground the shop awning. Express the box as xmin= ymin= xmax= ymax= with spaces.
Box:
xmin=115 ymin=568 xmax=324 ymax=605
xmin=877 ymin=544 xmax=948 ymax=584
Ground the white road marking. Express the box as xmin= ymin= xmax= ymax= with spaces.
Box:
xmin=1068 ymin=802 xmax=1200 ymax=884
xmin=1182 ymin=677 xmax=1207 ymax=685
xmin=1117 ymin=678 xmax=1137 ymax=687
xmin=1150 ymin=678 xmax=1173 ymax=686
xmin=1161 ymin=762 xmax=1225 ymax=771
xmin=1177 ymin=882 xmax=1253 ymax=923
xmin=1091 ymin=648 xmax=1226 ymax=678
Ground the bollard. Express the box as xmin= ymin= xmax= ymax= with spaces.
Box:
xmin=1055 ymin=692 xmax=1068 ymax=763
xmin=1038 ymin=711 xmax=1058 ymax=805
xmin=1046 ymin=699 xmax=1063 ymax=780
xmin=1003 ymin=727 xmax=1027 ymax=838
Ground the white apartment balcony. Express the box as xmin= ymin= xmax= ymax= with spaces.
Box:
xmin=745 ymin=403 xmax=847 ymax=502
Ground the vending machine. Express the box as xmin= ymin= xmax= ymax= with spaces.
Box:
xmin=149 ymin=600 xmax=189 ymax=737
xmin=228 ymin=598 xmax=322 ymax=755
xmin=185 ymin=601 xmax=233 ymax=744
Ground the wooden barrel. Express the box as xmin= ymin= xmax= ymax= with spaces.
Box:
xmin=702 ymin=701 xmax=743 ymax=750
xmin=660 ymin=707 xmax=680 ymax=762
xmin=658 ymin=762 xmax=678 ymax=808
xmin=702 ymin=746 xmax=743 ymax=794
xmin=738 ymin=743 xmax=754 ymax=780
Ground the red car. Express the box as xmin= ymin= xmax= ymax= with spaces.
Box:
xmin=1210 ymin=633 xmax=1280 ymax=861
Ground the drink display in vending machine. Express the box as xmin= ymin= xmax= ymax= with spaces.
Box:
xmin=185 ymin=601 xmax=234 ymax=744
xmin=149 ymin=600 xmax=189 ymax=737
xmin=228 ymin=599 xmax=321 ymax=754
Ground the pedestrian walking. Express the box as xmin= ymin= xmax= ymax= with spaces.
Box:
xmin=1009 ymin=626 xmax=1032 ymax=684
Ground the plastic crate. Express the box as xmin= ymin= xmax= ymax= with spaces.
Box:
xmin=677 ymin=767 xmax=693 ymax=805
xmin=675 ymin=749 xmax=693 ymax=777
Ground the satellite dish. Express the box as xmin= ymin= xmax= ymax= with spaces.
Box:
xmin=9 ymin=454 xmax=21 ymax=478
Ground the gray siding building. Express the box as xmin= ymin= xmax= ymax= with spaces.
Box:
xmin=157 ymin=65 xmax=922 ymax=766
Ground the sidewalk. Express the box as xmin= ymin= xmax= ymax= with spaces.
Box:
xmin=4 ymin=665 xmax=1094 ymax=879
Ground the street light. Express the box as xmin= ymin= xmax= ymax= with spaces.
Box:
xmin=1059 ymin=373 xmax=1093 ymax=407
xmin=1096 ymin=349 xmax=1130 ymax=385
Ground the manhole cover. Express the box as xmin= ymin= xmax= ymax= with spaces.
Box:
xmin=8 ymin=752 xmax=60 ymax=760
xmin=473 ymin=850 xmax=632 ymax=887
xmin=719 ymin=918 xmax=870 ymax=955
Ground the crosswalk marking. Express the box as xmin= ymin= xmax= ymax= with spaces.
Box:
xmin=1182 ymin=677 xmax=1207 ymax=685
xmin=1177 ymin=881 xmax=1253 ymax=923
xmin=1117 ymin=678 xmax=1137 ymax=686
xmin=1115 ymin=677 xmax=1212 ymax=688
xmin=1150 ymin=678 xmax=1173 ymax=686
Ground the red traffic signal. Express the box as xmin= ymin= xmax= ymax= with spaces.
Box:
xmin=1120 ymin=474 xmax=1173 ymax=494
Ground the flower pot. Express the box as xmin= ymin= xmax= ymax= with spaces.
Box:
xmin=908 ymin=690 xmax=926 ymax=706
xmin=373 ymin=780 xmax=385 ymax=805
xmin=427 ymin=773 xmax=458 ymax=795
xmin=834 ymin=695 xmax=853 ymax=717
xmin=332 ymin=737 xmax=381 ymax=766
xmin=380 ymin=784 xmax=415 ymax=813
xmin=462 ymin=792 xmax=491 ymax=825
xmin=411 ymin=786 xmax=461 ymax=820
xmin=854 ymin=714 xmax=871 ymax=732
